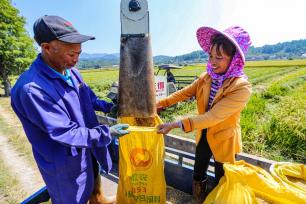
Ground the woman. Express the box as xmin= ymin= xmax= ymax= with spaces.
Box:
xmin=156 ymin=26 xmax=252 ymax=203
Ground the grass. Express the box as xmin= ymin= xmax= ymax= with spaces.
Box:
xmin=80 ymin=69 xmax=119 ymax=100
xmin=0 ymin=158 xmax=27 ymax=203
xmin=249 ymin=66 xmax=299 ymax=85
xmin=0 ymin=98 xmax=36 ymax=167
xmin=263 ymin=84 xmax=306 ymax=163
xmin=240 ymin=69 xmax=306 ymax=161
xmin=0 ymin=97 xmax=56 ymax=203
xmin=0 ymin=98 xmax=41 ymax=203
xmin=244 ymin=59 xmax=306 ymax=67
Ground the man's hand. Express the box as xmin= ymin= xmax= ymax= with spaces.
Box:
xmin=110 ymin=124 xmax=130 ymax=138
xmin=109 ymin=104 xmax=119 ymax=118
xmin=157 ymin=121 xmax=181 ymax=134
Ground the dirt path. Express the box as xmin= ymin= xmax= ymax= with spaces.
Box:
xmin=0 ymin=98 xmax=21 ymax=127
xmin=0 ymin=99 xmax=44 ymax=199
xmin=0 ymin=134 xmax=44 ymax=195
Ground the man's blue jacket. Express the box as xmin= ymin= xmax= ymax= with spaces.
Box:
xmin=11 ymin=54 xmax=113 ymax=204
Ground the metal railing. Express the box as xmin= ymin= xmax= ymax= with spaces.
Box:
xmin=21 ymin=116 xmax=275 ymax=203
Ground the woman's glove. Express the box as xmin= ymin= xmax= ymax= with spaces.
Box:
xmin=110 ymin=124 xmax=130 ymax=138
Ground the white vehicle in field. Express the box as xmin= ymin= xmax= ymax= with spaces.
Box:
xmin=155 ymin=64 xmax=198 ymax=100
xmin=107 ymin=64 xmax=197 ymax=103
xmin=155 ymin=64 xmax=182 ymax=100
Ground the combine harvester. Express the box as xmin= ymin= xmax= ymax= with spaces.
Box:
xmin=21 ymin=0 xmax=276 ymax=203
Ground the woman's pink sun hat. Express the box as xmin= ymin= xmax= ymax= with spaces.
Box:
xmin=196 ymin=26 xmax=251 ymax=62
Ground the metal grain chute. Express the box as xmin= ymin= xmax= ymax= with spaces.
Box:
xmin=118 ymin=0 xmax=156 ymax=126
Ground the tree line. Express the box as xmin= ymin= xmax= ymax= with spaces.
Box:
xmin=77 ymin=39 xmax=306 ymax=69
xmin=0 ymin=0 xmax=36 ymax=96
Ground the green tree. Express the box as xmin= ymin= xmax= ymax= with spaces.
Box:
xmin=0 ymin=0 xmax=36 ymax=96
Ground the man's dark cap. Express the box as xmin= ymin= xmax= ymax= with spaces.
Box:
xmin=33 ymin=15 xmax=95 ymax=45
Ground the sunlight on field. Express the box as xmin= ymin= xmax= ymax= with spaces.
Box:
xmin=1 ymin=59 xmax=305 ymax=163
xmin=78 ymin=60 xmax=305 ymax=162
xmin=245 ymin=59 xmax=306 ymax=67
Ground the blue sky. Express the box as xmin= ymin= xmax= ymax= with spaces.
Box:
xmin=12 ymin=0 xmax=306 ymax=56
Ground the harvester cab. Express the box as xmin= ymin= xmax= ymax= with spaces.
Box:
xmin=155 ymin=64 xmax=182 ymax=80
xmin=154 ymin=64 xmax=182 ymax=102
xmin=105 ymin=64 xmax=182 ymax=115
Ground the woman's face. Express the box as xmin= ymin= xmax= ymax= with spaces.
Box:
xmin=208 ymin=44 xmax=232 ymax=74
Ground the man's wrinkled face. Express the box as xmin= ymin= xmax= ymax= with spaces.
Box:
xmin=42 ymin=40 xmax=82 ymax=72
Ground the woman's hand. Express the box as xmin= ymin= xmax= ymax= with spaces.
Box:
xmin=157 ymin=121 xmax=181 ymax=134
xmin=156 ymin=101 xmax=164 ymax=113
xmin=156 ymin=101 xmax=163 ymax=109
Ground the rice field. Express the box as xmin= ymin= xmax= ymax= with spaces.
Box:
xmin=5 ymin=59 xmax=306 ymax=163
xmin=79 ymin=59 xmax=306 ymax=163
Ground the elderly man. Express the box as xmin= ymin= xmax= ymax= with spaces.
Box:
xmin=11 ymin=15 xmax=129 ymax=204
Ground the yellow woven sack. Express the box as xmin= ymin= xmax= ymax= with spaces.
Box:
xmin=270 ymin=162 xmax=306 ymax=202
xmin=116 ymin=116 xmax=166 ymax=204
xmin=204 ymin=160 xmax=305 ymax=204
